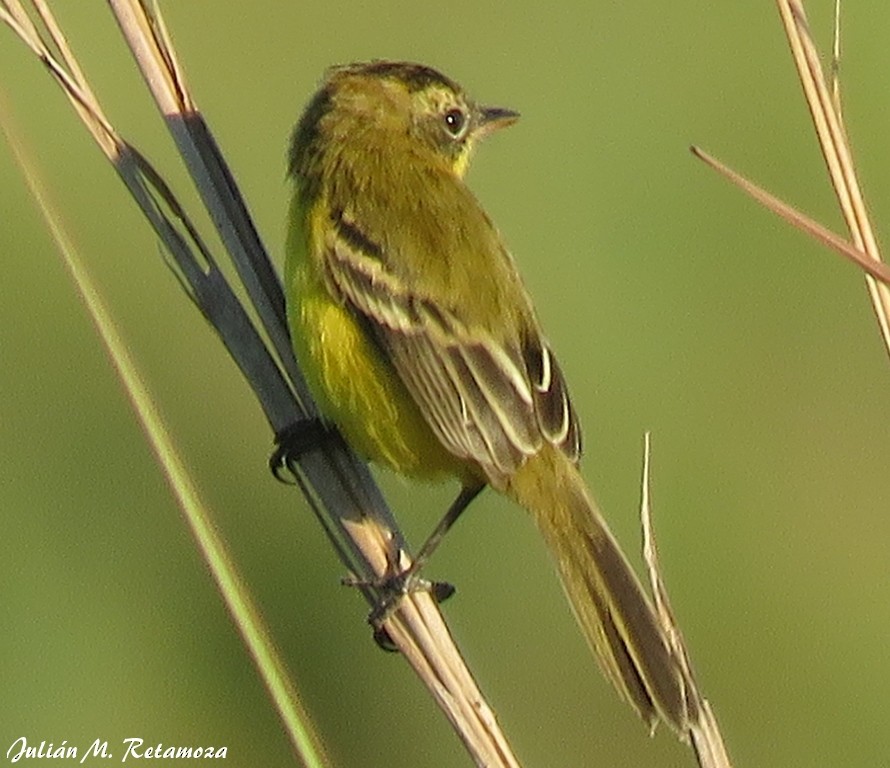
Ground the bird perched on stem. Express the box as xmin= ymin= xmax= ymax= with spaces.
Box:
xmin=283 ymin=60 xmax=692 ymax=735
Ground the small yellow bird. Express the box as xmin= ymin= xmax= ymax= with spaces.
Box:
xmin=284 ymin=60 xmax=691 ymax=734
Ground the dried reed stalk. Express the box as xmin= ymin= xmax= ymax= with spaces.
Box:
xmin=693 ymin=0 xmax=890 ymax=355
xmin=1 ymin=1 xmax=518 ymax=765
xmin=689 ymin=0 xmax=890 ymax=758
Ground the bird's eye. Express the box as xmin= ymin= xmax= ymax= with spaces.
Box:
xmin=443 ymin=108 xmax=467 ymax=137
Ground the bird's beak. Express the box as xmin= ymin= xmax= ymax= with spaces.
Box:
xmin=477 ymin=106 xmax=520 ymax=136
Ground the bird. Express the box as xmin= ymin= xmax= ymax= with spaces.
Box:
xmin=282 ymin=60 xmax=692 ymax=735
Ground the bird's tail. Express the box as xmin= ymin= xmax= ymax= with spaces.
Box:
xmin=505 ymin=444 xmax=693 ymax=734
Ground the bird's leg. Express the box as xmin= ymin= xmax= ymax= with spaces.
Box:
xmin=398 ymin=483 xmax=485 ymax=586
xmin=269 ymin=417 xmax=338 ymax=483
xmin=367 ymin=483 xmax=485 ymax=634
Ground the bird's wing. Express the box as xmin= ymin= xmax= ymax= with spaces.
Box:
xmin=321 ymin=209 xmax=580 ymax=488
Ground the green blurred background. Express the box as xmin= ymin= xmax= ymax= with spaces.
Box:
xmin=2 ymin=2 xmax=890 ymax=766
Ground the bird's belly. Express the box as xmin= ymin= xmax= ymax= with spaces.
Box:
xmin=290 ymin=279 xmax=472 ymax=483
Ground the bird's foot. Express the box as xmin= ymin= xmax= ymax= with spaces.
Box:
xmin=343 ymin=569 xmax=456 ymax=652
xmin=269 ymin=417 xmax=337 ymax=483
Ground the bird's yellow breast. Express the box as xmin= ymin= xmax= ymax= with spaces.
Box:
xmin=285 ymin=203 xmax=474 ymax=484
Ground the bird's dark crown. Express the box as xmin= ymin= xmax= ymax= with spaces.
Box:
xmin=327 ymin=60 xmax=462 ymax=96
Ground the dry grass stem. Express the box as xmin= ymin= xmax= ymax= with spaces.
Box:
xmin=694 ymin=0 xmax=890 ymax=358
xmin=639 ymin=434 xmax=734 ymax=768
xmin=2 ymin=1 xmax=519 ymax=765
xmin=831 ymin=0 xmax=842 ymax=113
xmin=0 ymin=98 xmax=331 ymax=767
xmin=777 ymin=0 xmax=890 ymax=356
xmin=690 ymin=147 xmax=890 ymax=287
xmin=689 ymin=0 xmax=890 ymax=758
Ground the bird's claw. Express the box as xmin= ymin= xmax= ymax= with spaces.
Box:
xmin=343 ymin=571 xmax=456 ymax=652
xmin=269 ymin=418 xmax=336 ymax=483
